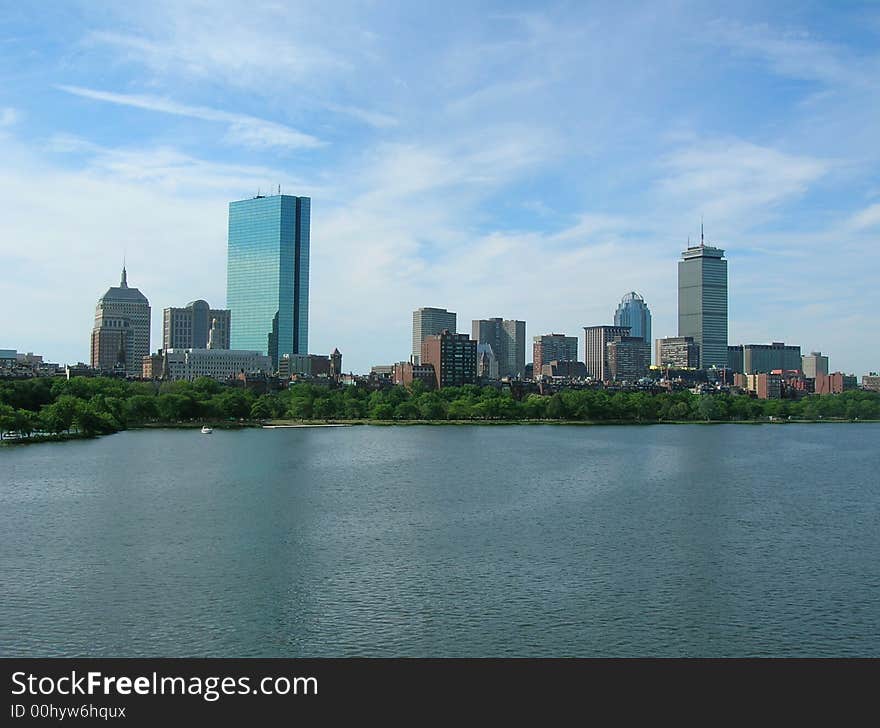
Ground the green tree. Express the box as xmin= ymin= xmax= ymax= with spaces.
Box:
xmin=370 ymin=402 xmax=394 ymax=420
xmin=394 ymin=400 xmax=420 ymax=420
xmin=250 ymin=395 xmax=276 ymax=420
xmin=156 ymin=393 xmax=193 ymax=422
xmin=125 ymin=395 xmax=159 ymax=423
xmin=14 ymin=409 xmax=39 ymax=438
xmin=0 ymin=403 xmax=16 ymax=439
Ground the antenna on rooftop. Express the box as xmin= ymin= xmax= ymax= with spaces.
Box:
xmin=701 ymin=216 xmax=705 ymax=247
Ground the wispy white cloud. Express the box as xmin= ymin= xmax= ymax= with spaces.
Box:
xmin=706 ymin=19 xmax=880 ymax=89
xmin=322 ymin=103 xmax=398 ymax=129
xmin=0 ymin=107 xmax=20 ymax=127
xmin=85 ymin=23 xmax=349 ymax=84
xmin=849 ymin=202 xmax=880 ymax=230
xmin=57 ymin=85 xmax=323 ymax=150
xmin=656 ymin=138 xmax=830 ymax=228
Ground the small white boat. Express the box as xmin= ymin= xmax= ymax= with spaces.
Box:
xmin=201 ymin=426 xmax=213 ymax=434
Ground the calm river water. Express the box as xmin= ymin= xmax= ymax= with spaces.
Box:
xmin=2 ymin=424 xmax=879 ymax=656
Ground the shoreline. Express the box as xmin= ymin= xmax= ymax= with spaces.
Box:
xmin=3 ymin=417 xmax=877 ymax=445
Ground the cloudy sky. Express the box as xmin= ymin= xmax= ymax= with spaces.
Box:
xmin=1 ymin=1 xmax=879 ymax=374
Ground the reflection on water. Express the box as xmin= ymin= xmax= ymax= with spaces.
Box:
xmin=2 ymin=424 xmax=879 ymax=656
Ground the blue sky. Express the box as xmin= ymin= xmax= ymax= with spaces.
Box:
xmin=1 ymin=1 xmax=879 ymax=374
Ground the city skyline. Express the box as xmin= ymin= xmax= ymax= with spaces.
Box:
xmin=1 ymin=3 xmax=879 ymax=374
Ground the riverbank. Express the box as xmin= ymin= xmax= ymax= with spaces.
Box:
xmin=2 ymin=416 xmax=877 ymax=446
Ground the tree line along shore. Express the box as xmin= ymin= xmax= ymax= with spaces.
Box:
xmin=1 ymin=376 xmax=878 ymax=442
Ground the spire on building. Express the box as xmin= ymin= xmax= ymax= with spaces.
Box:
xmin=120 ymin=265 xmax=128 ymax=288
xmin=207 ymin=317 xmax=219 ymax=350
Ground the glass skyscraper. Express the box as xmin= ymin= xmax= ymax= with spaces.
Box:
xmin=678 ymin=239 xmax=727 ymax=369
xmin=613 ymin=292 xmax=651 ymax=346
xmin=227 ymin=194 xmax=310 ymax=368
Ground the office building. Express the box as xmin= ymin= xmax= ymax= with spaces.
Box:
xmin=227 ymin=193 xmax=310 ymax=369
xmin=533 ymin=334 xmax=578 ymax=377
xmin=678 ymin=232 xmax=728 ymax=368
xmin=727 ymin=345 xmax=744 ymax=374
xmin=163 ymin=300 xmax=230 ymax=350
xmin=728 ymin=343 xmax=802 ymax=374
xmin=471 ymin=318 xmax=526 ymax=378
xmin=802 ymin=352 xmax=829 ymax=379
xmin=421 ymin=329 xmax=477 ymax=389
xmin=583 ymin=325 xmax=630 ymax=381
xmin=412 ymin=307 xmax=456 ymax=364
xmin=862 ymin=374 xmax=880 ymax=392
xmin=158 ymin=348 xmax=270 ymax=382
xmin=606 ymin=336 xmax=651 ymax=382
xmin=90 ymin=267 xmax=150 ymax=376
xmin=657 ymin=336 xmax=700 ymax=369
xmin=614 ymin=292 xmax=652 ymax=347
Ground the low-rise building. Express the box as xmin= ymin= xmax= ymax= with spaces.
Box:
xmin=746 ymin=372 xmax=783 ymax=399
xmin=158 ymin=348 xmax=271 ymax=382
xmin=862 ymin=373 xmax=880 ymax=392
xmin=393 ymin=361 xmax=437 ymax=388
xmin=540 ymin=360 xmax=588 ymax=379
xmin=815 ymin=372 xmax=858 ymax=394
xmin=142 ymin=352 xmax=165 ymax=379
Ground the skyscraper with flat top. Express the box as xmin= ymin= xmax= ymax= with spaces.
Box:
xmin=678 ymin=231 xmax=727 ymax=369
xmin=412 ymin=307 xmax=456 ymax=365
xmin=227 ymin=194 xmax=310 ymax=369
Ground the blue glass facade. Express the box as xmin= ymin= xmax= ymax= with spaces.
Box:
xmin=613 ymin=292 xmax=652 ymax=350
xmin=227 ymin=195 xmax=310 ymax=368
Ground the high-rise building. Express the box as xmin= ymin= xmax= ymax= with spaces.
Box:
xmin=606 ymin=336 xmax=651 ymax=383
xmin=729 ymin=343 xmax=802 ymax=374
xmin=412 ymin=307 xmax=456 ymax=365
xmin=802 ymin=351 xmax=829 ymax=379
xmin=614 ymin=292 xmax=651 ymax=347
xmin=471 ymin=318 xmax=526 ymax=378
xmin=227 ymin=193 xmax=310 ymax=369
xmin=657 ymin=336 xmax=701 ymax=369
xmin=90 ymin=267 xmax=150 ymax=376
xmin=583 ymin=325 xmax=630 ymax=381
xmin=421 ymin=329 xmax=477 ymax=389
xmin=678 ymin=232 xmax=728 ymax=369
xmin=532 ymin=334 xmax=578 ymax=376
xmin=163 ymin=300 xmax=230 ymax=350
